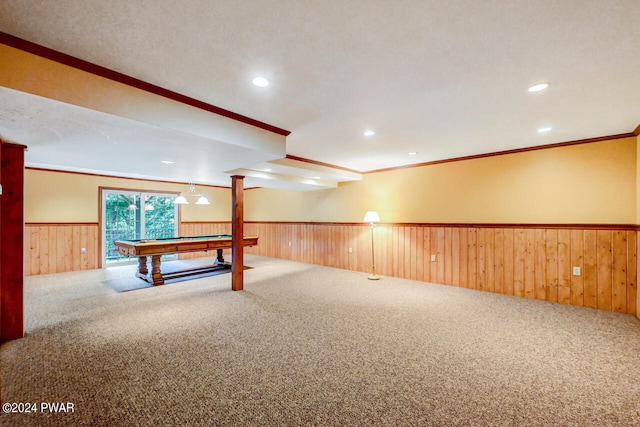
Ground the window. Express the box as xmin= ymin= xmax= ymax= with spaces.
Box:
xmin=102 ymin=189 xmax=178 ymax=264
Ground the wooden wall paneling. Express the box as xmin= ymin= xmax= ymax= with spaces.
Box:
xmin=534 ymin=229 xmax=547 ymax=300
xmin=72 ymin=226 xmax=81 ymax=271
xmin=583 ymin=230 xmax=599 ymax=309
xmin=388 ymin=225 xmax=397 ymax=277
xmin=513 ymin=229 xmax=526 ymax=298
xmin=503 ymin=229 xmax=514 ymax=296
xmin=354 ymin=224 xmax=362 ymax=271
xmin=28 ymin=226 xmax=40 ymax=275
xmin=403 ymin=226 xmax=411 ymax=279
xmin=80 ymin=225 xmax=89 ymax=270
xmin=308 ymin=224 xmax=316 ymax=265
xmin=278 ymin=223 xmax=286 ymax=259
xmin=346 ymin=223 xmax=355 ymax=271
xmin=596 ymin=230 xmax=613 ymax=311
xmin=398 ymin=226 xmax=407 ymax=279
xmin=47 ymin=226 xmax=57 ymax=273
xmin=324 ymin=224 xmax=332 ymax=267
xmin=436 ymin=227 xmax=445 ymax=284
xmin=293 ymin=224 xmax=301 ymax=262
xmin=444 ymin=227 xmax=452 ymax=285
xmin=271 ymin=223 xmax=279 ymax=260
xmin=364 ymin=223 xmax=373 ymax=274
xmin=611 ymin=230 xmax=628 ymax=313
xmin=476 ymin=228 xmax=486 ymax=291
xmin=637 ymin=231 xmax=640 ymax=319
xmin=22 ymin=220 xmax=639 ymax=316
xmin=545 ymin=229 xmax=558 ymax=303
xmin=492 ymin=228 xmax=504 ymax=293
xmin=343 ymin=224 xmax=352 ymax=270
xmin=451 ymin=227 xmax=461 ymax=287
xmin=485 ymin=228 xmax=495 ymax=293
xmin=286 ymin=224 xmax=294 ymax=261
xmin=39 ymin=225 xmax=49 ymax=274
xmin=296 ymin=224 xmax=308 ymax=262
xmin=89 ymin=224 xmax=99 ymax=270
xmin=405 ymin=225 xmax=418 ymax=280
xmin=335 ymin=224 xmax=342 ymax=269
xmin=422 ymin=227 xmax=431 ymax=282
xmin=414 ymin=226 xmax=423 ymax=281
xmin=467 ymin=228 xmax=477 ymax=290
xmin=322 ymin=224 xmax=329 ymax=267
xmin=523 ymin=229 xmax=536 ymax=299
xmin=431 ymin=226 xmax=437 ymax=281
xmin=333 ymin=225 xmax=341 ymax=269
xmin=365 ymin=225 xmax=376 ymax=276
xmin=328 ymin=224 xmax=335 ymax=268
xmin=557 ymin=229 xmax=572 ymax=304
xmin=628 ymin=230 xmax=637 ymax=315
xmin=410 ymin=226 xmax=418 ymax=280
xmin=286 ymin=224 xmax=300 ymax=260
xmin=458 ymin=227 xmax=468 ymax=289
xmin=569 ymin=229 xmax=585 ymax=307
xmin=291 ymin=223 xmax=298 ymax=261
xmin=297 ymin=223 xmax=305 ymax=263
xmin=355 ymin=224 xmax=365 ymax=274
xmin=60 ymin=225 xmax=71 ymax=273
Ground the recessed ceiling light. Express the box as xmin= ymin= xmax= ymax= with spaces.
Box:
xmin=252 ymin=77 xmax=269 ymax=87
xmin=528 ymin=82 xmax=549 ymax=92
xmin=363 ymin=130 xmax=375 ymax=136
xmin=161 ymin=160 xmax=174 ymax=164
xmin=537 ymin=126 xmax=552 ymax=133
xmin=408 ymin=152 xmax=418 ymax=156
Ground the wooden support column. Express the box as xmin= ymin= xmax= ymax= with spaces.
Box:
xmin=0 ymin=142 xmax=26 ymax=342
xmin=231 ymin=175 xmax=245 ymax=291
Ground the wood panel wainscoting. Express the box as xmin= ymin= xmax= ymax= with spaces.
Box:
xmin=25 ymin=223 xmax=100 ymax=275
xmin=240 ymin=222 xmax=638 ymax=316
xmin=24 ymin=221 xmax=232 ymax=275
xmin=24 ymin=221 xmax=639 ymax=318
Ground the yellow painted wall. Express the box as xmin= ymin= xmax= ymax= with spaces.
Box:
xmin=25 ymin=169 xmax=231 ymax=223
xmin=23 ymin=137 xmax=637 ymax=225
xmin=247 ymin=137 xmax=637 ymax=224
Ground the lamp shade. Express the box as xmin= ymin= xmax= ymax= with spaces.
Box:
xmin=195 ymin=196 xmax=210 ymax=205
xmin=174 ymin=195 xmax=189 ymax=205
xmin=363 ymin=211 xmax=380 ymax=223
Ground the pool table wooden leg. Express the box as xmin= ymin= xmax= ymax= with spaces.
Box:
xmin=215 ymin=248 xmax=225 ymax=266
xmin=150 ymin=255 xmax=164 ymax=285
xmin=137 ymin=256 xmax=148 ymax=275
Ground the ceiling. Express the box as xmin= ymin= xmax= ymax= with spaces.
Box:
xmin=0 ymin=0 xmax=639 ymax=190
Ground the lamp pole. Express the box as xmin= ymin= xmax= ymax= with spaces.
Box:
xmin=363 ymin=211 xmax=381 ymax=280
xmin=368 ymin=221 xmax=380 ymax=280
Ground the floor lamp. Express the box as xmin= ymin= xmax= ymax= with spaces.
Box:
xmin=363 ymin=211 xmax=381 ymax=280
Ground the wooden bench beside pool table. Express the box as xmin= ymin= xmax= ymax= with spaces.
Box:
xmin=113 ymin=234 xmax=259 ymax=285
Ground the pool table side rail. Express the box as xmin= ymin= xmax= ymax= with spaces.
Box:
xmin=114 ymin=236 xmax=259 ymax=257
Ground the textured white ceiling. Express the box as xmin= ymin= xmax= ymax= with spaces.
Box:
xmin=0 ymin=0 xmax=639 ymax=186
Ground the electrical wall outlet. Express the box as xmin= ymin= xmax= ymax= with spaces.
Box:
xmin=81 ymin=248 xmax=86 ymax=254
xmin=431 ymin=254 xmax=436 ymax=262
xmin=348 ymin=248 xmax=353 ymax=253
xmin=572 ymin=266 xmax=581 ymax=276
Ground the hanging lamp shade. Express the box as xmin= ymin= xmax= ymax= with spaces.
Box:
xmin=173 ymin=183 xmax=209 ymax=205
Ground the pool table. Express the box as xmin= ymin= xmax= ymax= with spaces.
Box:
xmin=114 ymin=234 xmax=258 ymax=285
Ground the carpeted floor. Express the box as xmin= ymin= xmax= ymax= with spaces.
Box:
xmin=1 ymin=255 xmax=639 ymax=426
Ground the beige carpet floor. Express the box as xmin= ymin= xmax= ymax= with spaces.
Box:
xmin=1 ymin=255 xmax=640 ymax=426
